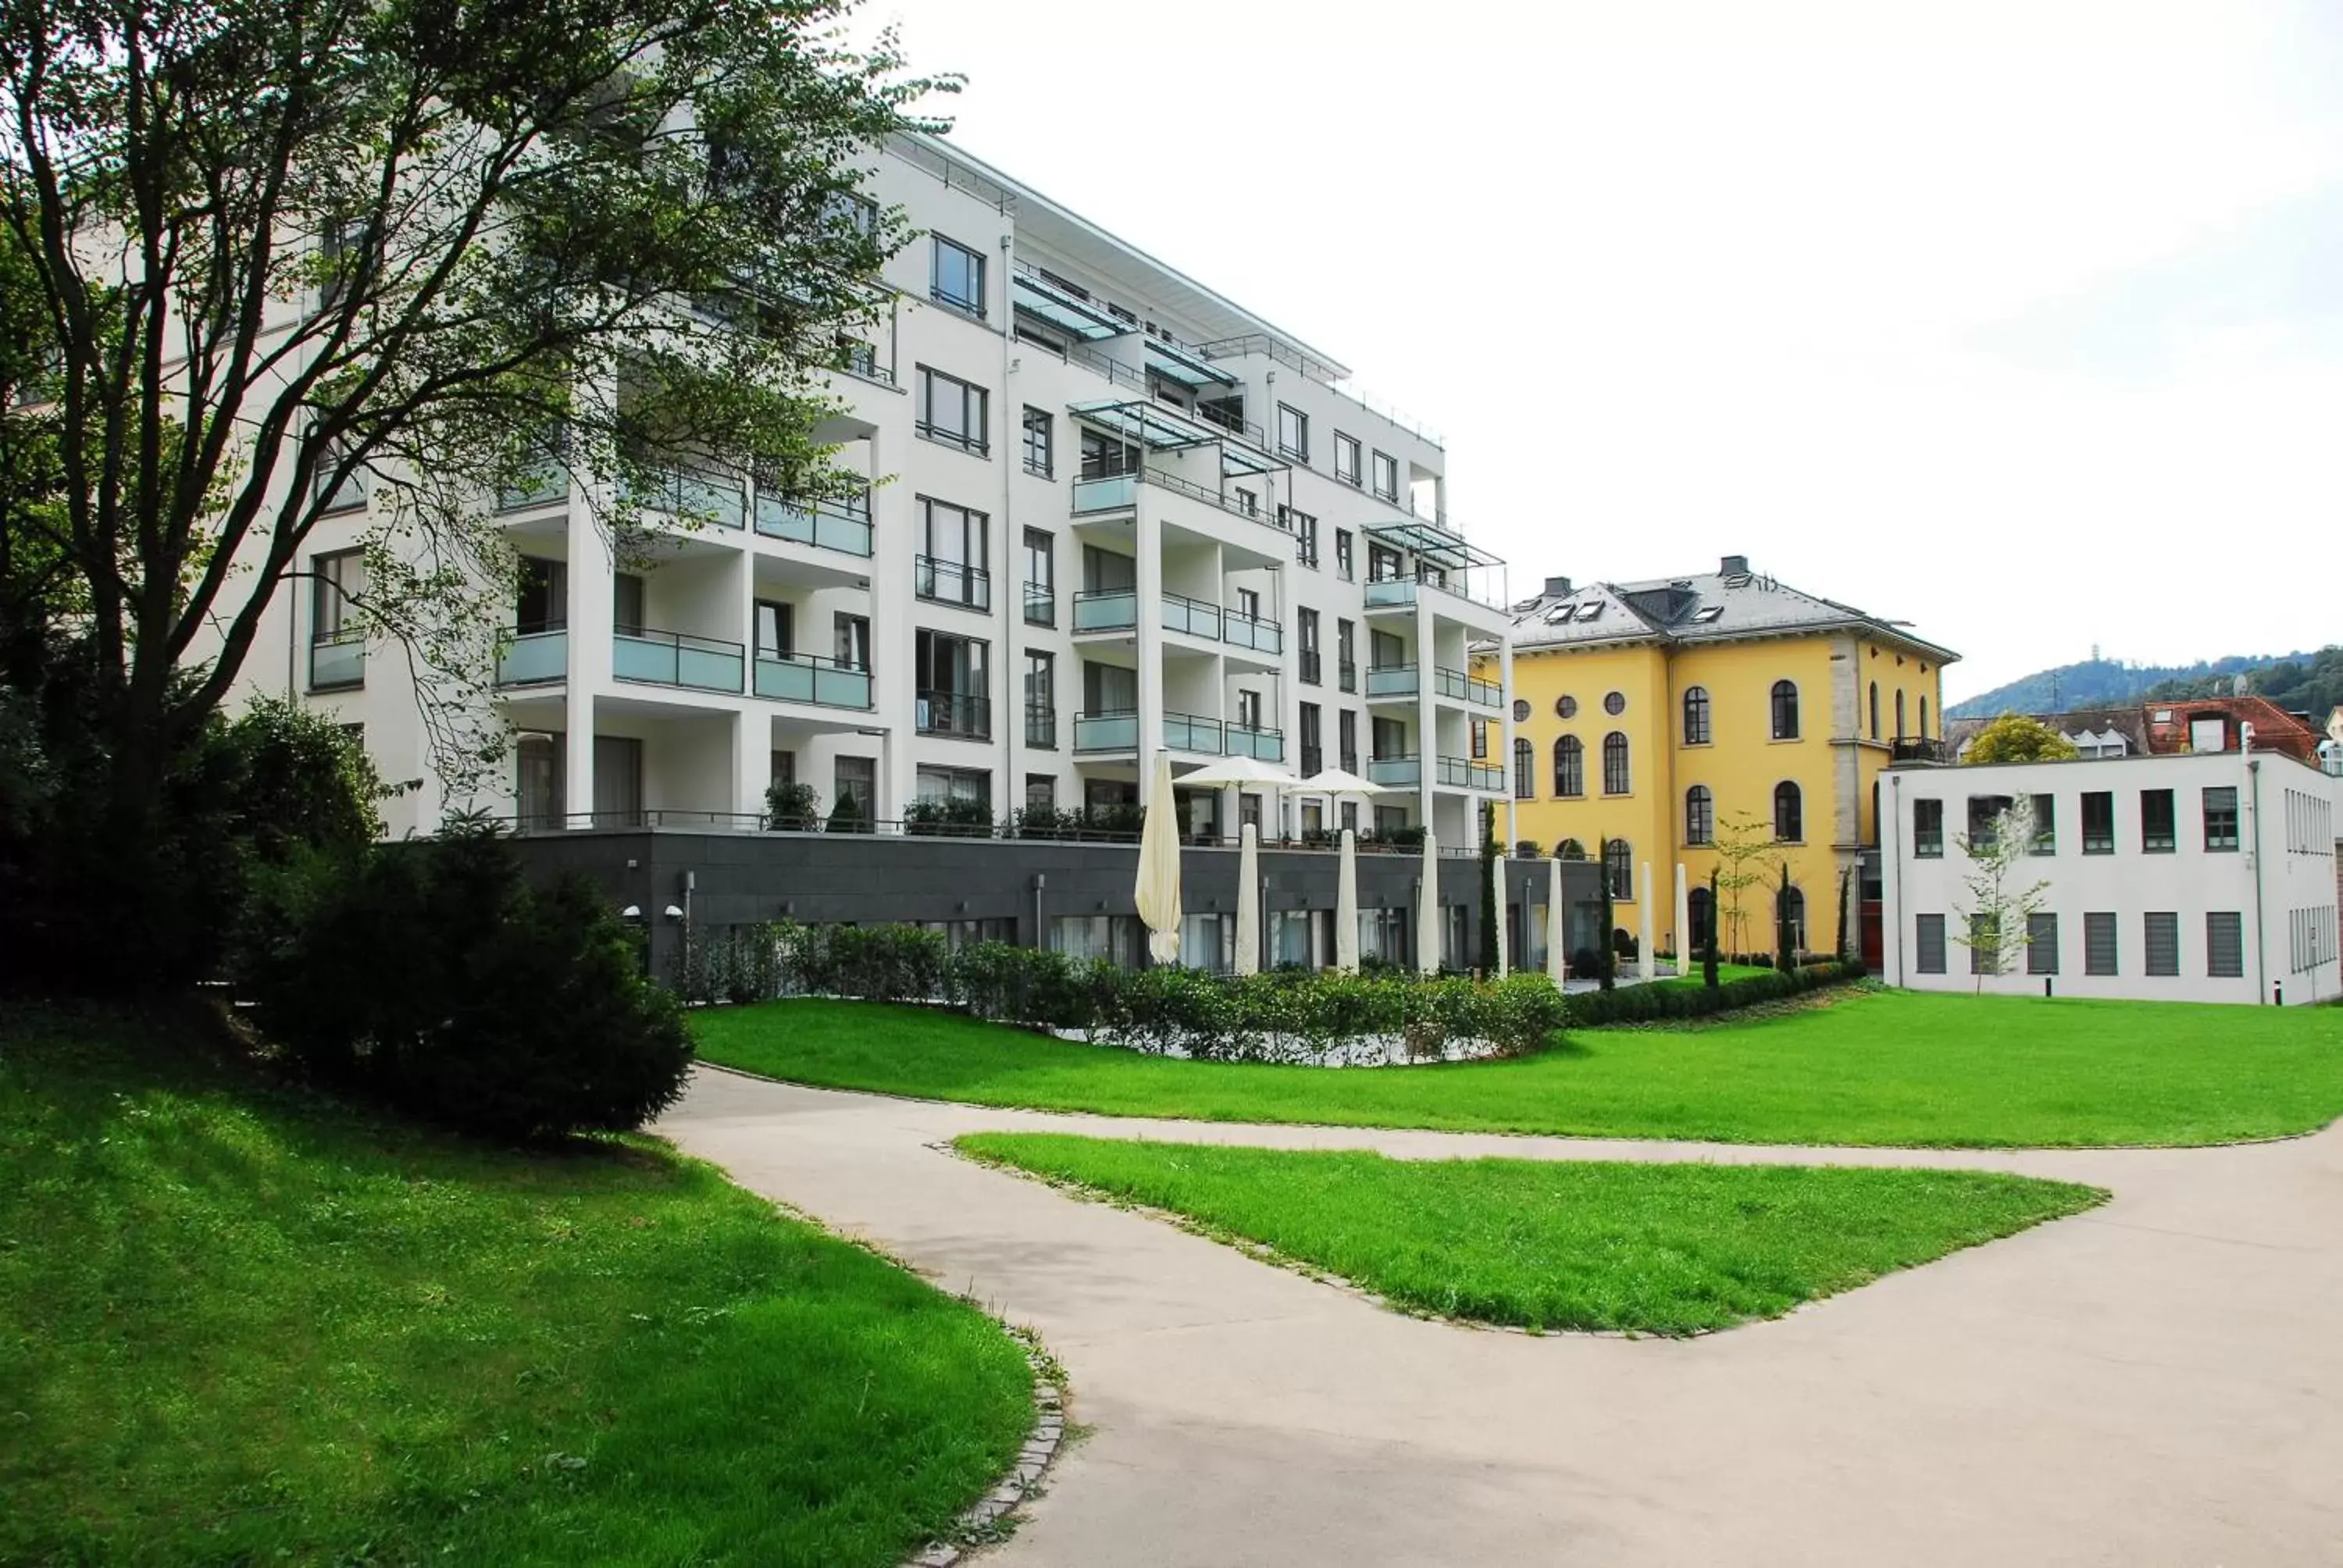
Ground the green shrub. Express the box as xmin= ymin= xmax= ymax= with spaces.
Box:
xmin=764 ymin=780 xmax=820 ymax=832
xmin=826 ymin=790 xmax=870 ymax=833
xmin=1565 ymin=959 xmax=1867 ymax=1028
xmin=903 ymin=797 xmax=995 ymax=837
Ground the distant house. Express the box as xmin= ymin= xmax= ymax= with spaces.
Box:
xmin=1949 ymin=697 xmax=2322 ymax=765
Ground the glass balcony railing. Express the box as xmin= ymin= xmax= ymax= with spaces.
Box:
xmin=1072 ymin=589 xmax=1138 ymax=633
xmin=1367 ymin=754 xmax=1421 ymax=788
xmin=1024 ymin=583 xmax=1057 ymax=626
xmin=1435 ymin=667 xmax=1503 ymax=708
xmin=915 ymin=555 xmax=991 ymax=611
xmin=1366 ymin=664 xmax=1419 ymax=699
xmin=1338 ymin=658 xmax=1357 ymax=693
xmin=1164 ymin=711 xmax=1224 ymax=754
xmin=917 ymin=690 xmax=991 ymax=740
xmin=1221 ymin=610 xmax=1282 ymax=654
xmin=496 ymin=627 xmax=568 ymax=686
xmin=1364 ymin=576 xmax=1417 ymax=610
xmin=496 ymin=455 xmax=566 ymax=511
xmin=754 ymin=650 xmax=872 ymax=710
xmin=1071 ymin=473 xmax=1136 ymax=513
xmin=626 ymin=466 xmax=746 ymax=529
xmin=308 ymin=633 xmax=363 ymax=691
xmin=753 ymin=493 xmax=872 ymax=557
xmin=615 ymin=627 xmax=745 ymax=693
xmin=1225 ymin=726 xmax=1285 ymax=762
xmin=1025 ymin=704 xmax=1057 ymax=749
xmin=1161 ymin=592 xmax=1222 ymax=641
xmin=1435 ymin=756 xmax=1505 ymax=792
xmin=1074 ymin=711 xmax=1139 ymax=752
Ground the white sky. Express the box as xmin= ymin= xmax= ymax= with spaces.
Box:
xmin=867 ymin=0 xmax=2343 ymax=701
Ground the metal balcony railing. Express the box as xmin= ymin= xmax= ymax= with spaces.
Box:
xmin=1221 ymin=608 xmax=1282 ymax=654
xmin=615 ymin=626 xmax=745 ymax=693
xmin=753 ymin=493 xmax=872 ymax=558
xmin=496 ymin=627 xmax=567 ymax=686
xmin=1072 ymin=588 xmax=1138 ymax=633
xmin=1073 ymin=710 xmax=1139 ymax=752
xmin=915 ymin=555 xmax=991 ymax=611
xmin=308 ymin=632 xmax=364 ymax=691
xmin=1366 ymin=663 xmax=1419 ymax=699
xmin=1025 ymin=704 xmax=1057 ymax=749
xmin=1161 ymin=591 xmax=1223 ymax=641
xmin=1164 ymin=711 xmax=1224 ymax=754
xmin=1435 ymin=755 xmax=1505 ymax=792
xmin=624 ymin=466 xmax=746 ymax=529
xmin=1225 ymin=725 xmax=1285 ymax=762
xmin=1434 ymin=665 xmax=1503 ymax=707
xmin=1298 ymin=650 xmax=1322 ymax=685
xmin=917 ymin=689 xmax=991 ymax=740
xmin=1367 ymin=754 xmax=1421 ymax=788
xmin=1023 ymin=583 xmax=1057 ymax=626
xmin=754 ymin=650 xmax=872 ymax=710
xmin=1338 ymin=658 xmax=1357 ymax=693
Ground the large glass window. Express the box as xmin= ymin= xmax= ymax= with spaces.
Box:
xmin=753 ymin=598 xmax=791 ymax=658
xmin=1682 ymin=685 xmax=1711 ymax=744
xmin=930 ymin=235 xmax=986 ymax=316
xmin=1553 ymin=735 xmax=1583 ymax=797
xmin=1913 ymin=797 xmax=1943 ymax=857
xmin=1685 ymin=785 xmax=1714 ymax=845
xmin=1868 ymin=681 xmax=1880 ymax=739
xmin=1771 ymin=679 xmax=1800 ymax=739
xmin=1025 ymin=650 xmax=1055 ymax=748
xmin=1334 ymin=432 xmax=1361 ymax=486
xmin=1023 ymin=528 xmax=1054 ymax=625
xmin=1276 ymin=403 xmax=1309 ymax=461
xmin=1022 ymin=406 xmax=1053 ymax=476
xmin=833 ymin=611 xmax=870 ymax=671
xmin=1774 ymin=781 xmax=1803 ymax=842
xmin=918 ymin=497 xmax=990 ymax=608
xmin=915 ymin=629 xmax=990 ymax=739
xmin=2030 ymin=793 xmax=2057 ymax=854
xmin=916 ymin=366 xmax=990 ymax=454
xmin=1371 ymin=449 xmax=1399 ymax=501
xmin=2141 ymin=789 xmax=2176 ymax=853
xmin=1601 ymin=731 xmax=1630 ymax=795
xmin=2203 ymin=786 xmax=2239 ymax=851
xmin=1512 ymin=737 xmax=1535 ymax=799
xmin=1079 ymin=428 xmax=1138 ymax=479
xmin=1603 ymin=839 xmax=1633 ymax=900
xmin=1334 ymin=529 xmax=1354 ymax=581
xmin=2081 ymin=790 xmax=2114 ymax=853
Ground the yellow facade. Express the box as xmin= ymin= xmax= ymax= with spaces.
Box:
xmin=1482 ymin=620 xmax=1949 ymax=960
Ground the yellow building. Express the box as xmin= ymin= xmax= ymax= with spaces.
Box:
xmin=1480 ymin=554 xmax=1957 ymax=963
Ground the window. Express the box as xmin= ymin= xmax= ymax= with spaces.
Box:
xmin=2084 ymin=911 xmax=2118 ymax=975
xmin=915 ymin=629 xmax=990 ymax=739
xmin=1510 ymin=697 xmax=1530 ymax=723
xmin=1298 ymin=608 xmax=1321 ymax=684
xmin=1774 ymin=781 xmax=1803 ymax=842
xmin=833 ymin=754 xmax=876 ymax=820
xmin=1276 ymin=403 xmax=1309 ymax=461
xmin=1334 ymin=529 xmax=1354 ymax=581
xmin=1336 ymin=618 xmax=1357 ymax=690
xmin=1235 ymin=586 xmax=1261 ymax=623
xmin=930 ymin=235 xmax=986 ymax=316
xmin=1471 ymin=718 xmax=1488 ymax=760
xmin=918 ymin=497 xmax=990 ymax=608
xmin=1780 ymin=886 xmax=1807 ymax=952
xmin=1685 ymin=785 xmax=1714 ymax=845
xmin=1770 ymin=679 xmax=1800 ymax=739
xmin=1023 ymin=528 xmax=1054 ymax=625
xmin=2027 ymin=913 xmax=2059 ymax=975
xmin=2081 ymin=791 xmax=2114 ymax=853
xmin=2207 ymin=911 xmax=2245 ymax=978
xmin=1022 ymin=406 xmax=1053 ymax=476
xmin=1553 ymin=735 xmax=1584 ymax=798
xmin=1916 ymin=914 xmax=1947 ymax=974
xmin=1967 ymin=793 xmax=2012 ymax=851
xmin=312 ymin=439 xmax=369 ymax=513
xmin=753 ymin=598 xmax=791 ymax=658
xmin=1603 ymin=690 xmax=1626 ymax=716
xmin=1919 ymin=695 xmax=1930 ymax=737
xmin=1603 ymin=839 xmax=1633 ymax=900
xmin=1293 ymin=511 xmax=1319 ymax=568
xmin=1236 ymin=689 xmax=1264 ymax=732
xmin=1368 ymin=542 xmax=1404 ymax=583
xmin=2141 ymin=789 xmax=2176 ymax=853
xmin=1299 ymin=702 xmax=1322 ymax=775
xmin=1868 ymin=681 xmax=1881 ymax=740
xmin=1232 ymin=486 xmax=1258 ymax=517
xmin=1334 ymin=432 xmax=1361 ymax=486
xmin=1913 ymin=798 xmax=1944 ymax=857
xmin=1601 ymin=731 xmax=1630 ymax=795
xmin=309 ymin=549 xmax=365 ymax=689
xmin=1079 ymin=428 xmax=1138 ymax=479
xmin=611 ymin=572 xmax=645 ymax=636
xmin=833 ymin=611 xmax=870 ymax=672
xmin=1339 ymin=709 xmax=1358 ymax=773
xmin=1682 ymin=686 xmax=1711 ymax=744
xmin=1025 ymin=650 xmax=1055 ymax=748
xmin=2202 ymin=786 xmax=2239 ymax=851
xmin=916 ymin=366 xmax=990 ymax=454
xmin=1025 ymin=773 xmax=1057 ymax=811
xmin=1371 ymin=449 xmax=1399 ymax=501
xmin=2144 ymin=911 xmax=2180 ymax=977
xmin=916 ymin=764 xmax=992 ymax=809
xmin=1513 ymin=737 xmax=1535 ymax=799
xmin=1895 ymin=689 xmax=1906 ymax=739
xmin=2030 ymin=793 xmax=2056 ymax=854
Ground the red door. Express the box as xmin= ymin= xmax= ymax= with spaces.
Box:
xmin=1860 ymin=900 xmax=1884 ymax=970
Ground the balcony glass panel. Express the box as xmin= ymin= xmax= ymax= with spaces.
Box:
xmin=1161 ymin=593 xmax=1223 ymax=641
xmin=496 ymin=458 xmax=566 ymax=511
xmin=1164 ymin=712 xmax=1224 ymax=754
xmin=1435 ymin=756 xmax=1504 ymax=791
xmin=753 ymin=494 xmax=873 ymax=557
xmin=754 ymin=652 xmax=872 ymax=710
xmin=308 ymin=634 xmax=363 ymax=690
xmin=497 ymin=628 xmax=568 ymax=686
xmin=627 ymin=467 xmax=745 ymax=529
xmin=614 ymin=629 xmax=744 ymax=693
xmin=1071 ymin=474 xmax=1136 ymax=513
xmin=1364 ymin=577 xmax=1418 ymax=610
xmin=1074 ymin=711 xmax=1139 ymax=752
xmin=1225 ymin=727 xmax=1285 ymax=762
xmin=1221 ymin=611 xmax=1282 ymax=654
xmin=1366 ymin=664 xmax=1419 ymax=698
xmin=1367 ymin=754 xmax=1421 ymax=788
xmin=1072 ymin=589 xmax=1138 ymax=633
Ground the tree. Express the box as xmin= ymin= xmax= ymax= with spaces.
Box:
xmin=1963 ymin=714 xmax=2081 ymax=765
xmin=1774 ymin=862 xmax=1796 ymax=973
xmin=1702 ymin=867 xmax=1720 ymax=989
xmin=1595 ymin=838 xmax=1617 ymax=992
xmin=1478 ymin=822 xmax=1500 ymax=975
xmin=1 ymin=0 xmax=951 ymax=987
xmin=1948 ymin=796 xmax=2053 ymax=992
xmin=1834 ymin=865 xmax=1851 ymax=961
xmin=1708 ymin=810 xmax=1771 ymax=957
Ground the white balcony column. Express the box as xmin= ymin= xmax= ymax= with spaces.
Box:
xmin=732 ymin=710 xmax=768 ymax=824
xmin=1414 ymin=595 xmax=1435 ymax=830
xmin=1135 ymin=509 xmax=1166 ymax=803
xmin=868 ymin=421 xmax=915 ymax=820
xmin=562 ymin=474 xmax=615 ymax=829
xmin=1640 ymin=861 xmax=1658 ymax=982
xmin=1500 ymin=638 xmax=1518 ymax=846
xmin=1675 ymin=861 xmax=1691 ymax=970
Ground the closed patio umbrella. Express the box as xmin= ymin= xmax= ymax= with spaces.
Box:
xmin=1335 ymin=827 xmax=1360 ymax=973
xmin=1135 ymin=750 xmax=1182 ymax=964
xmin=1547 ymin=854 xmax=1567 ymax=985
xmin=1416 ymin=829 xmax=1442 ymax=975
xmin=1235 ymin=822 xmax=1261 ymax=977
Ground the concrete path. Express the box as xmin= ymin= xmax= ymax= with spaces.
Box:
xmin=659 ymin=1071 xmax=2343 ymax=1566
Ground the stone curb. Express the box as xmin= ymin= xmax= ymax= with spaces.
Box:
xmin=902 ymin=1346 xmax=1068 ymax=1568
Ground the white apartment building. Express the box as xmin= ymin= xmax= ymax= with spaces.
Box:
xmin=255 ymin=133 xmax=1516 ymax=844
xmin=1880 ymin=748 xmax=2341 ymax=1005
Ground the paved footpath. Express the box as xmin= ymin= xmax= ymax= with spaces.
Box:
xmin=660 ymin=1069 xmax=2343 ymax=1566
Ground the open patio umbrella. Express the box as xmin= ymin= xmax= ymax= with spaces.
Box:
xmin=1334 ymin=827 xmax=1360 ymax=973
xmin=1297 ymin=767 xmax=1390 ymax=798
xmin=1546 ymin=855 xmax=1567 ymax=985
xmin=1491 ymin=847 xmax=1509 ymax=978
xmin=1134 ymin=750 xmax=1182 ymax=964
xmin=1415 ymin=829 xmax=1442 ymax=975
xmin=1173 ymin=756 xmax=1297 ymax=789
xmin=1235 ymin=822 xmax=1261 ymax=977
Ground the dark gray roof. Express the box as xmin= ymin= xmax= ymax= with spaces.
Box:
xmin=1507 ymin=565 xmax=1959 ymax=663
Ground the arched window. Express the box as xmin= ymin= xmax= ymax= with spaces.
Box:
xmin=1777 ymin=884 xmax=1806 ymax=953
xmin=1602 ymin=731 xmax=1630 ymax=795
xmin=1685 ymin=785 xmax=1714 ymax=845
xmin=1919 ymin=695 xmax=1930 ymax=738
xmin=1683 ymin=685 xmax=1711 ymax=745
xmin=1555 ymin=837 xmax=1586 ymax=861
xmin=1512 ymin=737 xmax=1535 ymax=800
xmin=1603 ymin=838 xmax=1634 ymax=900
xmin=1895 ymin=689 xmax=1906 ymax=740
xmin=1553 ymin=735 xmax=1583 ymax=797
xmin=1771 ymin=679 xmax=1800 ymax=740
xmin=1774 ymin=780 xmax=1803 ymax=842
xmin=1868 ymin=681 xmax=1880 ymax=739
xmin=1689 ymin=886 xmax=1714 ymax=954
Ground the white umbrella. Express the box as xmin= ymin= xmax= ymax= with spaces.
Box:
xmin=1135 ymin=750 xmax=1182 ymax=964
xmin=1298 ymin=767 xmax=1391 ymax=797
xmin=1334 ymin=827 xmax=1360 ymax=972
xmin=1546 ymin=855 xmax=1567 ymax=985
xmin=1235 ymin=822 xmax=1261 ymax=976
xmin=1175 ymin=756 xmax=1297 ymax=788
xmin=1491 ymin=847 xmax=1509 ymax=978
xmin=1416 ymin=829 xmax=1442 ymax=975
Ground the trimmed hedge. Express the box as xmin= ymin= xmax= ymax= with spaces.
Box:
xmin=1563 ymin=960 xmax=1868 ymax=1027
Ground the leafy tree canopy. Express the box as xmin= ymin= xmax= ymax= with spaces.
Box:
xmin=1962 ymin=713 xmax=2081 ymax=766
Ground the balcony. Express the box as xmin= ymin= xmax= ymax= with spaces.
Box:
xmin=1367 ymin=754 xmax=1421 ymax=789
xmin=1024 ymin=582 xmax=1057 ymax=626
xmin=1298 ymin=650 xmax=1322 ymax=685
xmin=1071 ymin=473 xmax=1136 ymax=514
xmin=918 ymin=690 xmax=991 ymax=741
xmin=753 ymin=493 xmax=873 ymax=558
xmin=1164 ymin=711 xmax=1224 ymax=754
xmin=1366 ymin=663 xmax=1419 ymax=700
xmin=753 ymin=650 xmax=872 ymax=710
xmin=308 ymin=632 xmax=363 ymax=691
xmin=1072 ymin=588 xmax=1138 ymax=633
xmin=615 ymin=627 xmax=745 ymax=693
xmin=1225 ymin=725 xmax=1286 ymax=763
xmin=1364 ymin=576 xmax=1417 ymax=612
xmin=1221 ymin=608 xmax=1282 ymax=655
xmin=1890 ymin=738 xmax=1950 ymax=765
xmin=626 ymin=466 xmax=745 ymax=530
xmin=1435 ymin=666 xmax=1503 ymax=707
xmin=1161 ymin=591 xmax=1223 ymax=642
xmin=1435 ymin=755 xmax=1505 ymax=792
xmin=1026 ymin=704 xmax=1057 ymax=749
xmin=497 ymin=627 xmax=567 ymax=686
xmin=496 ymin=454 xmax=567 ymax=512
xmin=1338 ymin=658 xmax=1357 ymax=693
xmin=915 ymin=555 xmax=992 ymax=612
xmin=1074 ymin=711 xmax=1139 ymax=752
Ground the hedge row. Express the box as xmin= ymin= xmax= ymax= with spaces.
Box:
xmin=1562 ymin=959 xmax=1869 ymax=1027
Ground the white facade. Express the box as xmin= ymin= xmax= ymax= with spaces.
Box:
xmin=1881 ymin=750 xmax=2341 ymax=1005
xmin=244 ymin=134 xmax=1514 ymax=843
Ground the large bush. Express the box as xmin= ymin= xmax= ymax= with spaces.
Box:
xmin=244 ymin=826 xmax=691 ymax=1139
xmin=1564 ymin=960 xmax=1867 ymax=1028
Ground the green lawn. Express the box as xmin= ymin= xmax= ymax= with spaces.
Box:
xmin=693 ymin=989 xmax=2343 ymax=1148
xmin=0 ymin=1006 xmax=1033 ymax=1568
xmin=957 ymin=1134 xmax=2102 ymax=1334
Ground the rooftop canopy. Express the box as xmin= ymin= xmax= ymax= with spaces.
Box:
xmin=1366 ymin=519 xmax=1503 ymax=570
xmin=1069 ymin=398 xmax=1285 ymax=476
xmin=1011 ymin=266 xmax=1128 ymax=341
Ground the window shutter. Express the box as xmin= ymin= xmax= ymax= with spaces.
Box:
xmin=2206 ymin=912 xmax=2244 ymax=978
xmin=2084 ymin=912 xmax=2119 ymax=975
xmin=1916 ymin=914 xmax=1946 ymax=975
xmin=2144 ymin=912 xmax=2180 ymax=977
xmin=2027 ymin=913 xmax=2059 ymax=975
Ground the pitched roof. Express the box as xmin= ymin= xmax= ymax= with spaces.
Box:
xmin=1507 ymin=564 xmax=1959 ymax=664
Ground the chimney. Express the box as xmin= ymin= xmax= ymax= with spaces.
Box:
xmin=1721 ymin=554 xmax=1749 ymax=576
xmin=1542 ymin=576 xmax=1573 ymax=598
